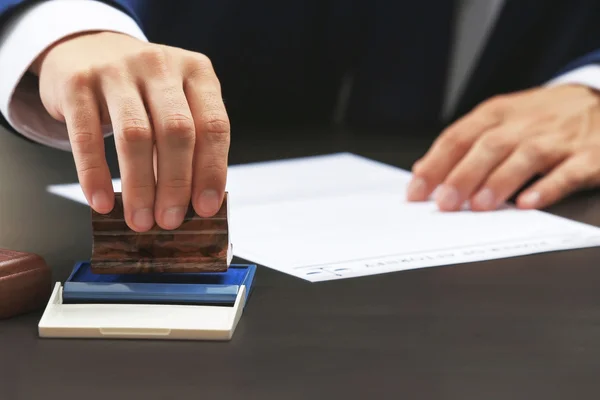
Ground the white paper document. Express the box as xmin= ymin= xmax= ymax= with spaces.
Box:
xmin=48 ymin=153 xmax=600 ymax=282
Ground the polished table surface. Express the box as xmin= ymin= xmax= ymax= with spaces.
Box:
xmin=2 ymin=125 xmax=600 ymax=399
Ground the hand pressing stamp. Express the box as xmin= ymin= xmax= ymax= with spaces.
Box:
xmin=0 ymin=248 xmax=52 ymax=319
xmin=90 ymin=192 xmax=232 ymax=274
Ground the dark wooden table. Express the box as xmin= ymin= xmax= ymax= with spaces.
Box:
xmin=2 ymin=125 xmax=600 ymax=399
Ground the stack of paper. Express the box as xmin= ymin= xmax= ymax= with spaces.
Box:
xmin=48 ymin=153 xmax=600 ymax=282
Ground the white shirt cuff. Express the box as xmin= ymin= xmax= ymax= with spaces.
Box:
xmin=546 ymin=64 xmax=600 ymax=92
xmin=0 ymin=0 xmax=148 ymax=151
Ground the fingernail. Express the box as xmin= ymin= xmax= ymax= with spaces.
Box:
xmin=163 ymin=207 xmax=186 ymax=229
xmin=435 ymin=184 xmax=460 ymax=210
xmin=473 ymin=188 xmax=496 ymax=209
xmin=133 ymin=208 xmax=154 ymax=230
xmin=91 ymin=190 xmax=111 ymax=212
xmin=519 ymin=191 xmax=540 ymax=208
xmin=407 ymin=177 xmax=427 ymax=200
xmin=198 ymin=189 xmax=220 ymax=216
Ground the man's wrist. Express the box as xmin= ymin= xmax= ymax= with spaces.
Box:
xmin=29 ymin=31 xmax=107 ymax=76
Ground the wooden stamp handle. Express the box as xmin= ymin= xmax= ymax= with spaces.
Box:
xmin=91 ymin=192 xmax=231 ymax=274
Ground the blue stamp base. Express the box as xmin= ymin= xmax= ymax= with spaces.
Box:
xmin=62 ymin=261 xmax=256 ymax=306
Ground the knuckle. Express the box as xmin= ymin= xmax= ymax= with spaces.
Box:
xmin=203 ymin=114 xmax=231 ymax=138
xmin=184 ymin=53 xmax=219 ymax=83
xmin=120 ymin=121 xmax=153 ymax=143
xmin=480 ymin=132 xmax=514 ymax=153
xmin=438 ymin=128 xmax=472 ymax=154
xmin=74 ymin=152 xmax=103 ymax=176
xmin=128 ymin=182 xmax=155 ymax=193
xmin=70 ymin=130 xmax=97 ymax=154
xmin=93 ymin=62 xmax=125 ymax=82
xmin=77 ymin=162 xmax=103 ymax=175
xmin=64 ymin=69 xmax=94 ymax=92
xmin=185 ymin=63 xmax=221 ymax=88
xmin=164 ymin=177 xmax=192 ymax=190
xmin=162 ymin=114 xmax=196 ymax=141
xmin=411 ymin=159 xmax=426 ymax=175
xmin=411 ymin=159 xmax=435 ymax=180
xmin=133 ymin=46 xmax=169 ymax=75
xmin=136 ymin=46 xmax=167 ymax=64
xmin=192 ymin=52 xmax=213 ymax=69
xmin=521 ymin=139 xmax=551 ymax=162
xmin=480 ymin=94 xmax=509 ymax=113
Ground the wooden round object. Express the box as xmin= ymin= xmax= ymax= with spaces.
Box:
xmin=0 ymin=248 xmax=52 ymax=319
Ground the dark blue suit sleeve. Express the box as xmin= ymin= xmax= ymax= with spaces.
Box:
xmin=556 ymin=49 xmax=600 ymax=76
xmin=0 ymin=0 xmax=32 ymax=18
xmin=0 ymin=0 xmax=147 ymax=31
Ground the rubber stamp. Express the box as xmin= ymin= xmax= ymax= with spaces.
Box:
xmin=90 ymin=192 xmax=232 ymax=274
xmin=38 ymin=191 xmax=256 ymax=341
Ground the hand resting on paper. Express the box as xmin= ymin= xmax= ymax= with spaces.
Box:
xmin=29 ymin=32 xmax=229 ymax=232
xmin=406 ymin=84 xmax=600 ymax=211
